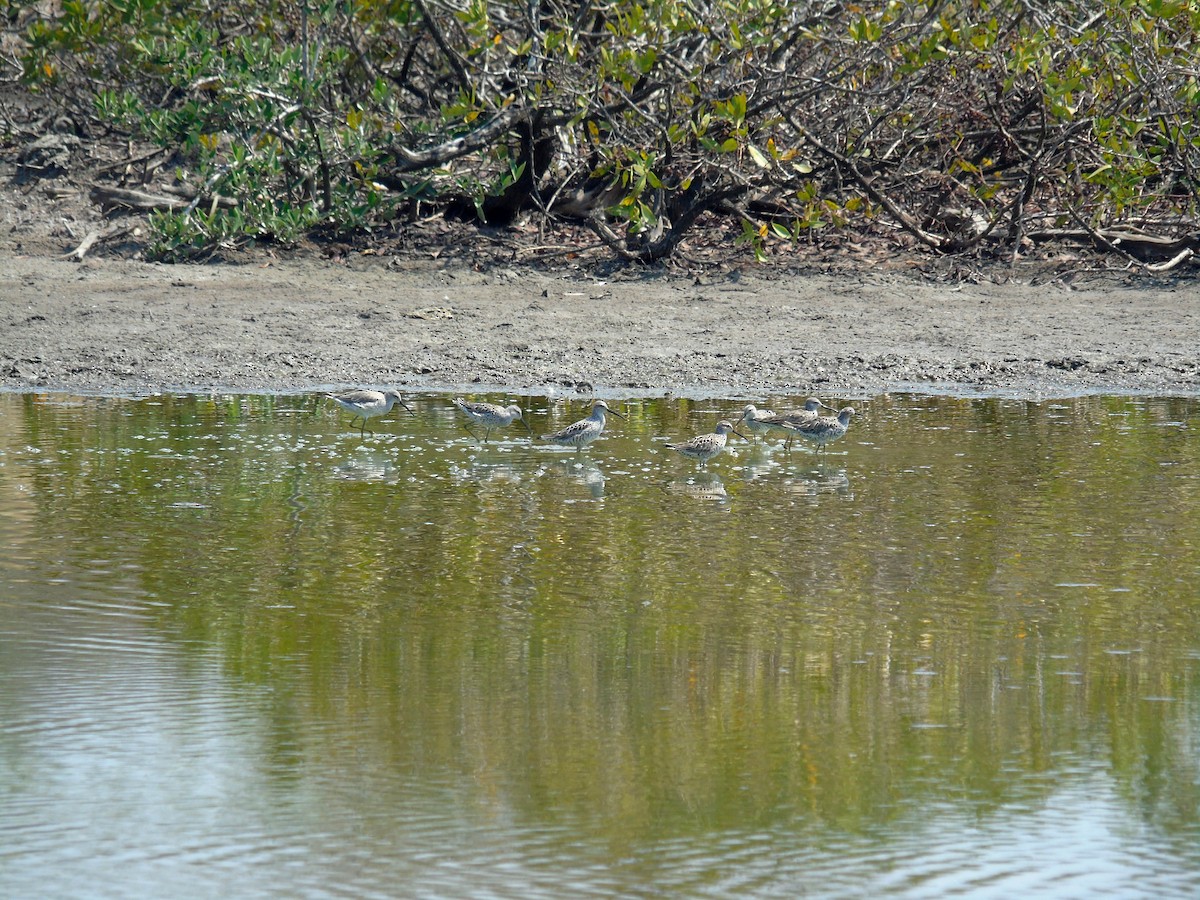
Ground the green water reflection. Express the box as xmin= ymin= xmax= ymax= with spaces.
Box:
xmin=1 ymin=392 xmax=1198 ymax=895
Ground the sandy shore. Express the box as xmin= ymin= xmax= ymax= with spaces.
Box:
xmin=2 ymin=252 xmax=1197 ymax=399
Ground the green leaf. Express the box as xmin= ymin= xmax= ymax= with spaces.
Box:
xmin=732 ymin=93 xmax=747 ymax=122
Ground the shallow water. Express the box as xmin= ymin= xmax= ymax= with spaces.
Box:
xmin=1 ymin=391 xmax=1198 ymax=898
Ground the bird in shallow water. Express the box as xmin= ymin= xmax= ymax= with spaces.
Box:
xmin=666 ymin=420 xmax=746 ymax=467
xmin=326 ymin=389 xmax=413 ymax=436
xmin=452 ymin=398 xmax=532 ymax=442
xmin=541 ymin=400 xmax=625 ymax=450
xmin=755 ymin=397 xmax=833 ymax=447
xmin=783 ymin=406 xmax=856 ymax=453
xmin=736 ymin=404 xmax=777 ymax=443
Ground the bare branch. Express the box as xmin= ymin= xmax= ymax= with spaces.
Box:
xmin=795 ymin=122 xmax=947 ymax=251
xmin=391 ymin=105 xmax=533 ymax=172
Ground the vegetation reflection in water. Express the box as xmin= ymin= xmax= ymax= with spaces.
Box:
xmin=1 ymin=392 xmax=1198 ymax=895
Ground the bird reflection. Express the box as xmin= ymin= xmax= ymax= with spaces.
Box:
xmin=449 ymin=456 xmax=524 ymax=486
xmin=739 ymin=443 xmax=785 ymax=481
xmin=547 ymin=457 xmax=606 ymax=499
xmin=782 ymin=466 xmax=852 ymax=497
xmin=331 ymin=451 xmax=398 ymax=483
xmin=665 ymin=471 xmax=728 ymax=501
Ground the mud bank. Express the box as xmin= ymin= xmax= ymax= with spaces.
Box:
xmin=2 ymin=253 xmax=1197 ymax=399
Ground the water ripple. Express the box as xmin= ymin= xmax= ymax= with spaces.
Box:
xmin=3 ymin=392 xmax=1200 ymax=898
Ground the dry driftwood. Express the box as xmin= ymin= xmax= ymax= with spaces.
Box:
xmin=1026 ymin=227 xmax=1200 ymax=268
xmin=62 ymin=223 xmax=135 ymax=261
xmin=88 ymin=184 xmax=237 ymax=212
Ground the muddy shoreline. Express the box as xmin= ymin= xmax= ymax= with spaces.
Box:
xmin=2 ymin=251 xmax=1198 ymax=400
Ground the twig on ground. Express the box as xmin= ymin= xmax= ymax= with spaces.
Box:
xmin=88 ymin=185 xmax=236 ymax=212
xmin=62 ymin=223 xmax=133 ymax=261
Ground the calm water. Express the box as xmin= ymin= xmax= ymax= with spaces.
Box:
xmin=1 ymin=391 xmax=1198 ymax=898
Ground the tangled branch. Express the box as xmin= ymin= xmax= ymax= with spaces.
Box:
xmin=14 ymin=0 xmax=1200 ymax=266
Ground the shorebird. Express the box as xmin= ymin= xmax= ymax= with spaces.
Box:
xmin=783 ymin=406 xmax=855 ymax=453
xmin=756 ymin=397 xmax=832 ymax=447
xmin=327 ymin=389 xmax=413 ymax=435
xmin=541 ymin=400 xmax=625 ymax=450
xmin=737 ymin=404 xmax=777 ymax=442
xmin=452 ymin=398 xmax=532 ymax=442
xmin=666 ymin=420 xmax=746 ymax=467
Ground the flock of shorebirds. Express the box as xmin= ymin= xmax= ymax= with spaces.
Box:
xmin=325 ymin=389 xmax=856 ymax=467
